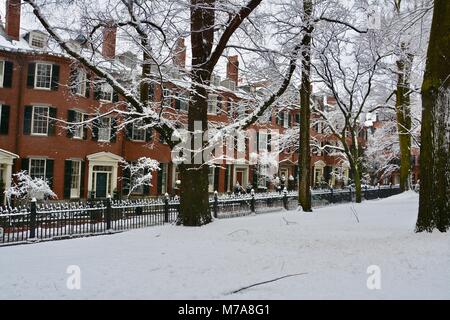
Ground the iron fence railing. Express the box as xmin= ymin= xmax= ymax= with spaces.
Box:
xmin=0 ymin=185 xmax=401 ymax=245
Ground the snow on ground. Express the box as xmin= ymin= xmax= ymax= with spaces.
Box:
xmin=0 ymin=192 xmax=449 ymax=300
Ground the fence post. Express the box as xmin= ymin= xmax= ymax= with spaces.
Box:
xmin=250 ymin=189 xmax=255 ymax=214
xmin=283 ymin=187 xmax=288 ymax=210
xmin=106 ymin=195 xmax=112 ymax=231
xmin=330 ymin=187 xmax=334 ymax=203
xmin=164 ymin=193 xmax=169 ymax=223
xmin=349 ymin=186 xmax=352 ymax=202
xmin=213 ymin=191 xmax=218 ymax=219
xmin=377 ymin=183 xmax=381 ymax=199
xmin=29 ymin=198 xmax=37 ymax=239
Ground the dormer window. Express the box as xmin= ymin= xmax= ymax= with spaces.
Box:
xmin=29 ymin=32 xmax=48 ymax=49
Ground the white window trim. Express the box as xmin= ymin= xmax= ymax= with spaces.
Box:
xmin=72 ymin=110 xmax=84 ymax=140
xmin=207 ymin=94 xmax=218 ymax=115
xmin=29 ymin=32 xmax=48 ymax=49
xmin=31 ymin=105 xmax=49 ymax=136
xmin=70 ymin=160 xmax=82 ymax=198
xmin=98 ymin=117 xmax=112 ymax=142
xmin=76 ymin=70 xmax=87 ymax=97
xmin=131 ymin=122 xmax=146 ymax=142
xmin=259 ymin=131 xmax=268 ymax=151
xmin=34 ymin=62 xmax=52 ymax=90
xmin=0 ymin=60 xmax=4 ymax=88
xmin=99 ymin=83 xmax=113 ymax=103
xmin=29 ymin=158 xmax=47 ymax=179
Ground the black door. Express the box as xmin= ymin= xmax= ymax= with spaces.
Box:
xmin=95 ymin=173 xmax=108 ymax=198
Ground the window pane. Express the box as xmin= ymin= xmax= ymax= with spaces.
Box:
xmin=73 ymin=111 xmax=83 ymax=138
xmin=0 ymin=61 xmax=4 ymax=86
xmin=35 ymin=63 xmax=52 ymax=89
xmin=76 ymin=71 xmax=87 ymax=95
xmin=132 ymin=120 xmax=146 ymax=141
xmin=32 ymin=106 xmax=49 ymax=135
xmin=71 ymin=161 xmax=80 ymax=189
xmin=98 ymin=118 xmax=111 ymax=141
xmin=30 ymin=159 xmax=46 ymax=179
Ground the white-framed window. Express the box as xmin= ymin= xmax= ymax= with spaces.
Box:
xmin=131 ymin=120 xmax=146 ymax=142
xmin=35 ymin=63 xmax=52 ymax=89
xmin=99 ymin=82 xmax=113 ymax=102
xmin=70 ymin=160 xmax=81 ymax=198
xmin=179 ymin=93 xmax=189 ymax=112
xmin=31 ymin=106 xmax=49 ymax=135
xmin=259 ymin=131 xmax=268 ymax=151
xmin=29 ymin=159 xmax=46 ymax=179
xmin=72 ymin=110 xmax=84 ymax=139
xmin=162 ymin=88 xmax=170 ymax=107
xmin=29 ymin=32 xmax=48 ymax=49
xmin=98 ymin=117 xmax=111 ymax=142
xmin=0 ymin=60 xmax=4 ymax=88
xmin=283 ymin=112 xmax=289 ymax=128
xmin=76 ymin=70 xmax=87 ymax=96
xmin=207 ymin=94 xmax=218 ymax=115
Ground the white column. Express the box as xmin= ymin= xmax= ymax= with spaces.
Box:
xmin=87 ymin=164 xmax=94 ymax=197
xmin=111 ymin=163 xmax=118 ymax=195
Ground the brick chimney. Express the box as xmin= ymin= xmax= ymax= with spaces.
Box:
xmin=102 ymin=24 xmax=117 ymax=59
xmin=227 ymin=55 xmax=239 ymax=84
xmin=5 ymin=0 xmax=21 ymax=41
xmin=173 ymin=38 xmax=186 ymax=69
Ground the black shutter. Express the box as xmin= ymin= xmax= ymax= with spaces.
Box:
xmin=145 ymin=128 xmax=153 ymax=142
xmin=21 ymin=158 xmax=29 ymax=173
xmin=51 ymin=64 xmax=60 ymax=91
xmin=63 ymin=160 xmax=72 ymax=199
xmin=256 ymin=132 xmax=260 ymax=153
xmin=45 ymin=159 xmax=54 ymax=189
xmin=175 ymin=97 xmax=181 ymax=110
xmin=3 ymin=61 xmax=13 ymax=88
xmin=69 ymin=68 xmax=78 ymax=94
xmin=122 ymin=166 xmax=131 ymax=195
xmin=157 ymin=166 xmax=163 ymax=194
xmin=143 ymin=168 xmax=150 ymax=195
xmin=217 ymin=96 xmax=223 ymax=113
xmin=92 ymin=118 xmax=99 ymax=141
xmin=224 ymin=165 xmax=229 ymax=192
xmin=48 ymin=107 xmax=57 ymax=136
xmin=295 ymin=114 xmax=300 ymax=124
xmin=27 ymin=63 xmax=36 ymax=88
xmin=23 ymin=105 xmax=33 ymax=135
xmin=112 ymin=91 xmax=119 ymax=103
xmin=214 ymin=167 xmax=219 ymax=192
xmin=66 ymin=110 xmax=75 ymax=138
xmin=125 ymin=123 xmax=132 ymax=140
xmin=82 ymin=114 xmax=89 ymax=140
xmin=94 ymin=82 xmax=101 ymax=100
xmin=110 ymin=118 xmax=117 ymax=143
xmin=80 ymin=161 xmax=86 ymax=198
xmin=85 ymin=74 xmax=91 ymax=98
xmin=288 ymin=113 xmax=292 ymax=128
xmin=267 ymin=132 xmax=272 ymax=152
xmin=253 ymin=166 xmax=259 ymax=187
xmin=0 ymin=105 xmax=10 ymax=134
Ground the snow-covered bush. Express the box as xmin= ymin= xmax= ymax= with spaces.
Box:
xmin=5 ymin=171 xmax=56 ymax=204
xmin=121 ymin=157 xmax=160 ymax=196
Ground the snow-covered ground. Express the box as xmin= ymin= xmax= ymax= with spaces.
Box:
xmin=1 ymin=192 xmax=448 ymax=300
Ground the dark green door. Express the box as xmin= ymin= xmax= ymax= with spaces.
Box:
xmin=95 ymin=173 xmax=108 ymax=198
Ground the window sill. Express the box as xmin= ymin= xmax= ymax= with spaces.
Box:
xmin=33 ymin=87 xmax=52 ymax=91
xmin=30 ymin=133 xmax=49 ymax=137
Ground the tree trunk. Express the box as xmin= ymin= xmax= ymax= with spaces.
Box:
xmin=352 ymin=164 xmax=362 ymax=203
xmin=395 ymin=45 xmax=413 ymax=191
xmin=298 ymin=0 xmax=313 ymax=212
xmin=416 ymin=0 xmax=450 ymax=232
xmin=177 ymin=0 xmax=215 ymax=226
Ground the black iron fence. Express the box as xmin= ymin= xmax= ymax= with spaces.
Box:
xmin=0 ymin=185 xmax=401 ymax=245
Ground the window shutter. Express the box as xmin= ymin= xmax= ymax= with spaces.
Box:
xmin=175 ymin=97 xmax=181 ymax=110
xmin=122 ymin=166 xmax=131 ymax=196
xmin=63 ymin=160 xmax=72 ymax=199
xmin=94 ymin=82 xmax=101 ymax=100
xmin=0 ymin=105 xmax=10 ymax=134
xmin=256 ymin=132 xmax=260 ymax=153
xmin=69 ymin=68 xmax=78 ymax=94
xmin=253 ymin=166 xmax=258 ymax=187
xmin=48 ymin=107 xmax=57 ymax=136
xmin=267 ymin=132 xmax=272 ymax=152
xmin=125 ymin=123 xmax=132 ymax=140
xmin=143 ymin=168 xmax=150 ymax=195
xmin=85 ymin=74 xmax=91 ymax=98
xmin=27 ymin=63 xmax=36 ymax=88
xmin=145 ymin=128 xmax=153 ymax=142
xmin=23 ymin=105 xmax=33 ymax=135
xmin=21 ymin=158 xmax=29 ymax=173
xmin=66 ymin=110 xmax=75 ymax=138
xmin=112 ymin=91 xmax=119 ymax=103
xmin=3 ymin=61 xmax=13 ymax=88
xmin=92 ymin=118 xmax=99 ymax=141
xmin=45 ymin=159 xmax=54 ymax=189
xmin=295 ymin=114 xmax=300 ymax=124
xmin=110 ymin=118 xmax=117 ymax=143
xmin=288 ymin=113 xmax=292 ymax=127
xmin=214 ymin=167 xmax=220 ymax=192
xmin=79 ymin=161 xmax=86 ymax=198
xmin=50 ymin=64 xmax=60 ymax=91
xmin=82 ymin=114 xmax=89 ymax=140
xmin=217 ymin=96 xmax=222 ymax=114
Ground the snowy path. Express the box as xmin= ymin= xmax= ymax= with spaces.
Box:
xmin=0 ymin=192 xmax=448 ymax=299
